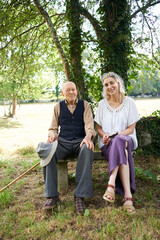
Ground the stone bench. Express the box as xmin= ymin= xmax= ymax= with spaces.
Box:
xmin=57 ymin=151 xmax=105 ymax=191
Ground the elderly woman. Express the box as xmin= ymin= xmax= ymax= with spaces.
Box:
xmin=94 ymin=72 xmax=140 ymax=213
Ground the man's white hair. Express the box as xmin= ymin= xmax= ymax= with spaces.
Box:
xmin=61 ymin=81 xmax=76 ymax=92
xmin=101 ymin=72 xmax=125 ymax=98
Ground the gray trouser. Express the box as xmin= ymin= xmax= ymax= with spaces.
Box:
xmin=43 ymin=137 xmax=94 ymax=198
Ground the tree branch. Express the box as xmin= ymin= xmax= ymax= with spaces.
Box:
xmin=0 ymin=13 xmax=64 ymax=50
xmin=131 ymin=0 xmax=160 ymax=19
xmin=143 ymin=15 xmax=160 ymax=64
xmin=0 ymin=21 xmax=45 ymax=50
xmin=78 ymin=5 xmax=103 ymax=41
xmin=33 ymin=0 xmax=71 ymax=80
xmin=134 ymin=0 xmax=160 ymax=64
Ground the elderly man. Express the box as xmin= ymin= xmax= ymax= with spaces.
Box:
xmin=42 ymin=81 xmax=96 ymax=214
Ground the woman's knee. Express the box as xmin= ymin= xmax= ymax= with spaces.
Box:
xmin=112 ymin=135 xmax=129 ymax=146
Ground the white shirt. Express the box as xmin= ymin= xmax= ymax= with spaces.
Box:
xmin=94 ymin=96 xmax=140 ymax=149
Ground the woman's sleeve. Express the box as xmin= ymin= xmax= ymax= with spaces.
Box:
xmin=127 ymin=98 xmax=140 ymax=126
xmin=94 ymin=101 xmax=102 ymax=126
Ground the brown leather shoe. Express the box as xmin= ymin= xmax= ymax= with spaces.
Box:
xmin=74 ymin=196 xmax=86 ymax=215
xmin=42 ymin=197 xmax=59 ymax=210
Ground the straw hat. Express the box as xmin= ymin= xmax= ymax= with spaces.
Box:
xmin=36 ymin=141 xmax=58 ymax=167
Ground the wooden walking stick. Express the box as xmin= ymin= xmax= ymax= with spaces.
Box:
xmin=1 ymin=162 xmax=40 ymax=193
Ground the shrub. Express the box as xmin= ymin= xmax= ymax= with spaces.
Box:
xmin=136 ymin=110 xmax=160 ymax=156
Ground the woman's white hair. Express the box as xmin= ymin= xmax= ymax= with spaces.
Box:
xmin=101 ymin=72 xmax=125 ymax=98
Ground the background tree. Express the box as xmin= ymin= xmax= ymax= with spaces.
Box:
xmin=98 ymin=0 xmax=131 ymax=85
xmin=66 ymin=0 xmax=86 ymax=98
xmin=0 ymin=0 xmax=65 ymax=116
xmin=0 ymin=0 xmax=159 ymax=106
xmin=78 ymin=0 xmax=160 ymax=90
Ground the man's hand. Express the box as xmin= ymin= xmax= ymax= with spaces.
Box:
xmin=102 ymin=133 xmax=111 ymax=145
xmin=80 ymin=137 xmax=94 ymax=151
xmin=47 ymin=135 xmax=57 ymax=143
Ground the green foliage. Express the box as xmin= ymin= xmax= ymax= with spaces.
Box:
xmin=136 ymin=111 xmax=160 ymax=156
xmin=129 ymin=51 xmax=160 ymax=97
xmin=68 ymin=172 xmax=76 ymax=180
xmin=84 ymin=209 xmax=90 ymax=217
xmin=152 ymin=110 xmax=160 ymax=117
xmin=55 ymin=81 xmax=61 ymax=100
xmin=84 ymin=72 xmax=102 ymax=104
xmin=134 ymin=167 xmax=158 ymax=183
xmin=98 ymin=0 xmax=131 ymax=87
xmin=0 ymin=0 xmax=160 ymax=104
xmin=66 ymin=0 xmax=87 ymax=98
xmin=16 ymin=146 xmax=35 ymax=155
xmin=0 ymin=190 xmax=14 ymax=209
xmin=0 ymin=0 xmax=65 ymax=111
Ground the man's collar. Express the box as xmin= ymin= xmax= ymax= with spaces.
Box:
xmin=65 ymin=99 xmax=78 ymax=105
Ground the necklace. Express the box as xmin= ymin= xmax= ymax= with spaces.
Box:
xmin=68 ymin=104 xmax=75 ymax=109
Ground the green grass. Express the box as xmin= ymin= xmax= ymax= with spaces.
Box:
xmin=0 ymin=117 xmax=22 ymax=129
xmin=0 ymin=151 xmax=160 ymax=240
xmin=15 ymin=145 xmax=35 ymax=156
xmin=0 ymin=100 xmax=160 ymax=239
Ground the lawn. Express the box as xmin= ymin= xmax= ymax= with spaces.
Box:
xmin=0 ymin=98 xmax=160 ymax=154
xmin=0 ymin=98 xmax=160 ymax=240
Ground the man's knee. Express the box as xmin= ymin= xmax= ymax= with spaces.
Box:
xmin=81 ymin=143 xmax=87 ymax=150
xmin=80 ymin=143 xmax=94 ymax=164
xmin=81 ymin=143 xmax=93 ymax=154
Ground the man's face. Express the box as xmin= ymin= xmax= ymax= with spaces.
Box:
xmin=62 ymin=82 xmax=78 ymax=103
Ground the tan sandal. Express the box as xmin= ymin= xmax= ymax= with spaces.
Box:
xmin=103 ymin=184 xmax=116 ymax=203
xmin=123 ymin=197 xmax=135 ymax=214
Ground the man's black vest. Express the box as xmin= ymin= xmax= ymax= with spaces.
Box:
xmin=58 ymin=100 xmax=86 ymax=141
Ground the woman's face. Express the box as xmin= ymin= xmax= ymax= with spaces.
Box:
xmin=103 ymin=77 xmax=119 ymax=96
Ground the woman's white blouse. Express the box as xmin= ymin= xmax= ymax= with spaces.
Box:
xmin=94 ymin=96 xmax=140 ymax=149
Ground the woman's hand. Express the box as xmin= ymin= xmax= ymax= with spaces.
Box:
xmin=97 ymin=124 xmax=111 ymax=146
xmin=102 ymin=134 xmax=111 ymax=145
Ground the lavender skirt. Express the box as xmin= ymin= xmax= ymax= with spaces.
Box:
xmin=101 ymin=135 xmax=135 ymax=196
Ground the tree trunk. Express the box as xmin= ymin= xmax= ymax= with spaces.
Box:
xmin=66 ymin=0 xmax=86 ymax=99
xmin=9 ymin=100 xmax=12 ymax=117
xmin=100 ymin=0 xmax=131 ymax=87
xmin=12 ymin=97 xmax=17 ymax=117
xmin=3 ymin=98 xmax=6 ymax=116
xmin=79 ymin=0 xmax=131 ymax=88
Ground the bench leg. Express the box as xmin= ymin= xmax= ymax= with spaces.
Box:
xmin=57 ymin=161 xmax=68 ymax=191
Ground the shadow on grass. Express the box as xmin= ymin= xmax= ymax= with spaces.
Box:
xmin=0 ymin=117 xmax=22 ymax=129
